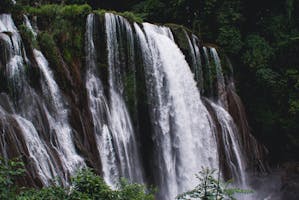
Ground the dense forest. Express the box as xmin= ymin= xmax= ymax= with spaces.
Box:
xmin=0 ymin=0 xmax=299 ymax=199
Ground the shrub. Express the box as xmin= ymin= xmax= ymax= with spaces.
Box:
xmin=216 ymin=26 xmax=242 ymax=55
xmin=176 ymin=168 xmax=252 ymax=200
xmin=37 ymin=32 xmax=60 ymax=68
xmin=95 ymin=10 xmax=144 ymax=23
xmin=25 ymin=4 xmax=92 ymax=21
xmin=71 ymin=168 xmax=116 ymax=200
xmin=0 ymin=157 xmax=25 ymax=200
xmin=116 ymin=178 xmax=155 ymax=200
xmin=242 ymin=34 xmax=274 ymax=69
xmin=18 ymin=24 xmax=38 ymax=48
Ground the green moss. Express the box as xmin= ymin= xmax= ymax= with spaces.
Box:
xmin=95 ymin=9 xmax=144 ymax=23
xmin=18 ymin=24 xmax=38 ymax=49
xmin=37 ymin=32 xmax=60 ymax=69
xmin=25 ymin=4 xmax=91 ymax=20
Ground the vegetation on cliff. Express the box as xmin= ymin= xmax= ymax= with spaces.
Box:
xmin=0 ymin=157 xmax=155 ymax=200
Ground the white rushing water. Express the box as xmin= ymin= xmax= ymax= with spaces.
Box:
xmin=134 ymin=22 xmax=219 ymax=199
xmin=209 ymin=101 xmax=247 ymax=186
xmin=210 ymin=48 xmax=228 ymax=108
xmin=15 ymin=116 xmax=57 ymax=185
xmin=105 ymin=13 xmax=144 ymax=184
xmin=85 ymin=14 xmax=119 ymax=187
xmin=33 ymin=49 xmax=85 ymax=175
xmin=0 ymin=14 xmax=26 ymax=88
xmin=0 ymin=14 xmax=85 ymax=185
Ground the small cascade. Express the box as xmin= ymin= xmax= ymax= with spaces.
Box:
xmin=208 ymin=100 xmax=247 ymax=186
xmin=33 ymin=49 xmax=85 ymax=175
xmin=202 ymin=46 xmax=214 ymax=97
xmin=24 ymin=15 xmax=37 ymax=37
xmin=0 ymin=14 xmax=26 ymax=92
xmin=105 ymin=13 xmax=144 ymax=184
xmin=210 ymin=48 xmax=228 ymax=109
xmin=85 ymin=14 xmax=119 ymax=186
xmin=184 ymin=31 xmax=203 ymax=90
xmin=14 ymin=116 xmax=57 ymax=185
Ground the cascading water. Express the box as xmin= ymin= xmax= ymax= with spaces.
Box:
xmin=0 ymin=14 xmax=85 ymax=185
xmin=0 ymin=11 xmax=267 ymax=200
xmin=173 ymin=31 xmax=259 ymax=190
xmin=209 ymin=100 xmax=247 ymax=186
xmin=0 ymin=14 xmax=25 ymax=89
xmin=105 ymin=13 xmax=144 ymax=184
xmin=33 ymin=49 xmax=85 ymax=175
xmin=14 ymin=116 xmax=57 ymax=185
xmin=210 ymin=48 xmax=228 ymax=109
xmin=85 ymin=13 xmax=119 ymax=187
xmin=135 ymin=22 xmax=219 ymax=199
xmin=184 ymin=31 xmax=203 ymax=90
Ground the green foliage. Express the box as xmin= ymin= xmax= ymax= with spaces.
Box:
xmin=15 ymin=168 xmax=155 ymax=200
xmin=242 ymin=35 xmax=273 ymax=69
xmin=95 ymin=10 xmax=143 ymax=23
xmin=116 ymin=178 xmax=155 ymax=200
xmin=17 ymin=186 xmax=70 ymax=200
xmin=71 ymin=168 xmax=116 ymax=200
xmin=255 ymin=68 xmax=281 ymax=88
xmin=25 ymin=3 xmax=89 ymax=67
xmin=217 ymin=26 xmax=242 ymax=54
xmin=121 ymin=11 xmax=143 ymax=23
xmin=0 ymin=157 xmax=25 ymax=200
xmin=176 ymin=168 xmax=252 ymax=200
xmin=37 ymin=32 xmax=60 ymax=67
xmin=18 ymin=24 xmax=38 ymax=48
xmin=26 ymin=4 xmax=92 ymax=18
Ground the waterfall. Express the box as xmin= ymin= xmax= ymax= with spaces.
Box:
xmin=184 ymin=31 xmax=203 ymax=90
xmin=210 ymin=48 xmax=228 ymax=108
xmin=0 ymin=14 xmax=85 ymax=185
xmin=85 ymin=14 xmax=119 ymax=186
xmin=14 ymin=116 xmax=57 ymax=185
xmin=0 ymin=14 xmax=26 ymax=91
xmin=134 ymin=22 xmax=219 ymax=199
xmin=0 ymin=11 xmax=267 ymax=199
xmin=33 ymin=49 xmax=85 ymax=175
xmin=105 ymin=13 xmax=144 ymax=184
xmin=171 ymin=29 xmax=257 ymax=189
xmin=208 ymin=100 xmax=247 ymax=186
